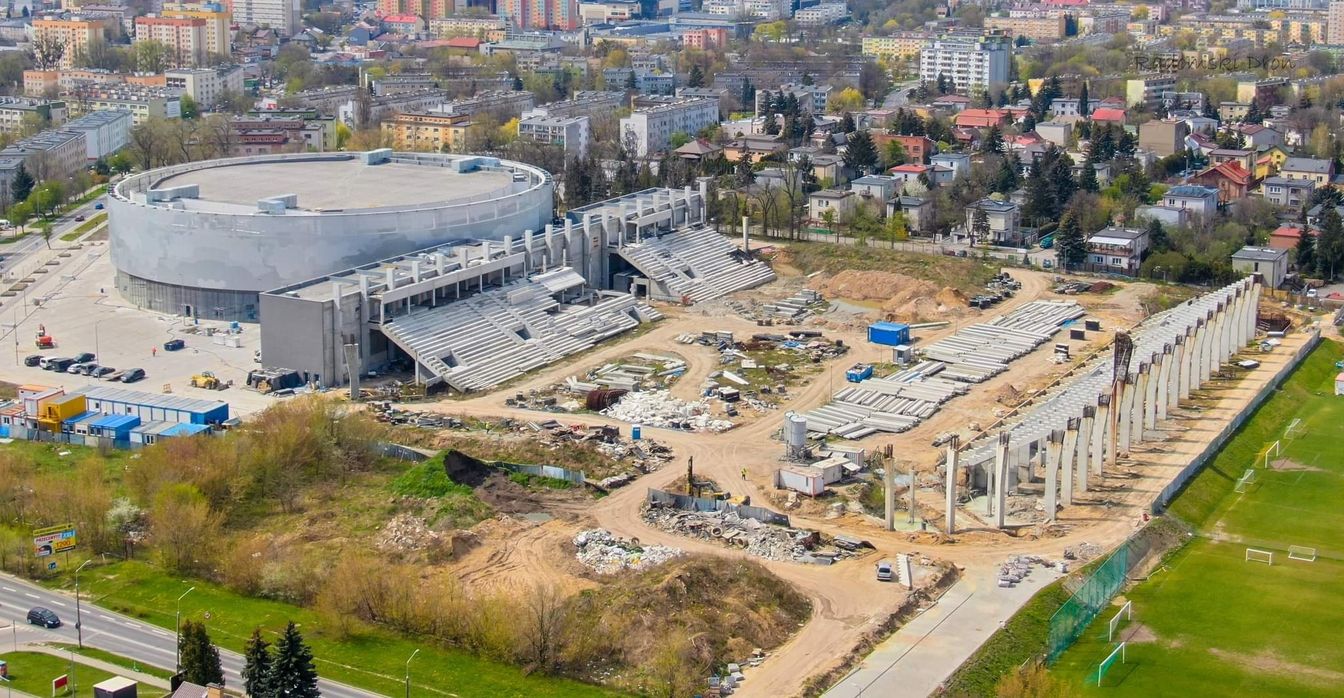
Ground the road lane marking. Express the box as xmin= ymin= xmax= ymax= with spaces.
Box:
xmin=24 ymin=593 xmax=39 ymax=599
xmin=2 ymin=586 xmax=14 ymax=592
xmin=50 ymin=601 xmax=66 ymax=607
xmin=99 ymin=615 xmax=114 ymax=620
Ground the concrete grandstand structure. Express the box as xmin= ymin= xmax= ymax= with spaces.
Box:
xmin=259 ymin=183 xmax=776 ymax=390
xmin=107 ymin=150 xmax=554 ymax=321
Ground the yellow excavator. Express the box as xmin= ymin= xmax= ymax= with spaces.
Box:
xmin=191 ymin=371 xmax=223 ymax=390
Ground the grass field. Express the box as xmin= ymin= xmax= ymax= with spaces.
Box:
xmin=74 ymin=561 xmax=622 ymax=698
xmin=1052 ymin=338 xmax=1344 ymax=695
xmin=0 ymin=651 xmax=118 ymax=696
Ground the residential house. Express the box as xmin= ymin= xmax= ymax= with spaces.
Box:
xmin=1238 ymin=124 xmax=1282 ymax=150
xmin=1230 ymin=246 xmax=1288 ymax=288
xmin=1209 ymin=148 xmax=1255 ymax=172
xmin=888 ymin=163 xmax=929 ymax=188
xmin=809 ymin=189 xmax=857 ymax=226
xmin=953 ymin=109 xmax=1009 ymax=130
xmin=1160 ymin=185 xmax=1219 ymax=219
xmin=850 ymin=175 xmax=899 ymax=202
xmin=1071 ymin=160 xmax=1111 ymax=187
xmin=1035 ymin=121 xmax=1071 ymax=148
xmin=1219 ymin=102 xmax=1250 ymax=122
xmin=930 ymin=152 xmax=971 ymax=180
xmin=1138 ymin=119 xmax=1189 ymax=157
xmin=1083 ymin=226 xmax=1150 ymax=276
xmin=1268 ymin=225 xmax=1306 ymax=252
xmin=1133 ymin=204 xmax=1190 ymax=228
xmin=810 ymin=154 xmax=846 ymax=186
xmin=1256 ymin=145 xmax=1290 ymax=180
xmin=931 ymin=94 xmax=971 ymax=112
xmin=1182 ymin=115 xmax=1219 ymax=136
xmin=673 ymin=138 xmax=722 ymax=162
xmin=1280 ymin=157 xmax=1334 ymax=187
xmin=1260 ymin=176 xmax=1314 ymax=209
xmin=1049 ymin=98 xmax=1083 ymax=118
xmin=870 ymin=132 xmax=934 ymax=164
xmin=1089 ymin=107 xmax=1126 ymax=125
xmin=723 ymin=135 xmax=786 ymax=163
xmin=1192 ymin=161 xmax=1253 ymax=203
xmin=888 ymin=195 xmax=933 ymax=234
xmin=965 ymin=198 xmax=1022 ymax=245
xmin=928 ymin=163 xmax=957 ymax=186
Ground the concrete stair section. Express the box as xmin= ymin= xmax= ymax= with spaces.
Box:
xmin=380 ymin=270 xmax=659 ymax=392
xmin=616 ymin=225 xmax=776 ymax=303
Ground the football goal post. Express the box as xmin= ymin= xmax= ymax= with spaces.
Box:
xmin=1107 ymin=600 xmax=1133 ymax=642
xmin=1234 ymin=469 xmax=1257 ymax=493
xmin=1284 ymin=418 xmax=1303 ymax=440
xmin=1245 ymin=548 xmax=1274 ymax=565
xmin=1288 ymin=546 xmax=1318 ymax=562
xmin=1097 ymin=642 xmax=1127 ymax=686
xmin=1262 ymin=441 xmax=1280 ymax=468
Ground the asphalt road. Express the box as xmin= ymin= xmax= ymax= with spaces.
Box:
xmin=0 ymin=195 xmax=106 ymax=280
xmin=0 ymin=573 xmax=376 ymax=698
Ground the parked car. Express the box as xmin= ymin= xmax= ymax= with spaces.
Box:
xmin=92 ymin=366 xmax=116 ymax=378
xmin=45 ymin=358 xmax=75 ymax=372
xmin=24 ymin=354 xmax=43 ymax=367
xmin=27 ymin=607 xmax=60 ymax=628
xmin=68 ymin=362 xmax=95 ymax=374
xmin=120 ymin=368 xmax=146 ymax=383
xmin=72 ymin=352 xmax=95 ymax=363
xmin=876 ymin=561 xmax=894 ymax=582
xmin=163 ymin=338 xmax=185 ymax=351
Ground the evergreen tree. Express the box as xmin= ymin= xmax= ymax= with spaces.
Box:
xmin=995 ymin=152 xmax=1021 ymax=194
xmin=687 ymin=64 xmax=704 ymax=88
xmin=625 ymin=70 xmax=637 ymax=91
xmin=970 ymin=205 xmax=990 ymax=246
xmin=734 ymin=153 xmax=755 ymax=188
xmin=1079 ymin=157 xmax=1099 ymax=192
xmin=243 ymin=629 xmax=274 ymax=698
xmin=982 ymin=124 xmax=1004 ymax=154
xmin=1046 ymin=150 xmax=1077 ymax=208
xmin=511 ymin=74 xmax=523 ymax=91
xmin=1202 ymin=97 xmax=1220 ymax=120
xmin=801 ymin=72 xmax=813 ymax=86
xmin=1295 ymin=226 xmax=1316 ymax=273
xmin=936 ymin=73 xmax=948 ymax=95
xmin=797 ymin=154 xmax=818 ymax=193
xmin=1054 ymin=210 xmax=1087 ymax=270
xmin=764 ymin=116 xmax=781 ymax=135
xmin=1116 ymin=130 xmax=1137 ymax=158
xmin=10 ymin=163 xmax=33 ymax=203
xmin=1021 ymin=111 xmax=1037 ymax=133
xmin=1244 ymin=100 xmax=1263 ymax=124
xmin=179 ymin=621 xmax=225 ymax=687
xmin=842 ymin=129 xmax=878 ymax=175
xmin=268 ymin=622 xmax=319 ymax=698
xmin=800 ymin=114 xmax=816 ymax=142
xmin=980 ymin=90 xmax=993 ymax=109
xmin=1023 ymin=160 xmax=1054 ymax=224
xmin=1316 ymin=206 xmax=1344 ymax=279
xmin=1078 ymin=81 xmax=1090 ymax=117
xmin=1146 ymin=218 xmax=1169 ymax=253
xmin=739 ymin=78 xmax=754 ymax=108
xmin=839 ymin=112 xmax=856 ymax=134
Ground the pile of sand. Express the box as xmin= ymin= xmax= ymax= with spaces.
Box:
xmin=815 ymin=270 xmax=972 ymax=323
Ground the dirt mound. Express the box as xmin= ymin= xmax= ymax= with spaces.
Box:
xmin=1270 ymin=458 xmax=1323 ymax=472
xmin=815 ymin=270 xmax=971 ymax=323
xmin=565 ymin=555 xmax=811 ymax=689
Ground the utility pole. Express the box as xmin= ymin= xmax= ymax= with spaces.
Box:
xmin=174 ymin=587 xmax=195 ymax=673
xmin=75 ymin=559 xmax=93 ymax=649
xmin=404 ymin=648 xmax=420 ymax=698
xmin=686 ymin=456 xmax=694 ymax=497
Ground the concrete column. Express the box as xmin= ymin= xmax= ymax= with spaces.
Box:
xmin=1246 ymin=283 xmax=1261 ymax=343
xmin=1222 ymin=298 xmax=1237 ymax=361
xmin=1080 ymin=405 xmax=1097 ymax=491
xmin=1155 ymin=345 xmax=1172 ymax=422
xmin=1135 ymin=364 xmax=1152 ymax=441
xmin=1190 ymin=319 xmax=1207 ymax=391
xmin=1044 ymin=430 xmax=1064 ymax=522
xmin=1180 ymin=326 xmax=1196 ymax=399
xmin=1117 ymin=374 xmax=1136 ymax=456
xmin=884 ymin=451 xmax=895 ymax=532
xmin=944 ymin=435 xmax=959 ymax=534
xmin=1091 ymin=397 xmax=1108 ymax=475
xmin=1061 ymin=417 xmax=1080 ymax=506
xmin=1170 ymin=336 xmax=1185 ymax=407
xmin=993 ymin=432 xmax=1010 ymax=529
xmin=1201 ymin=310 xmax=1216 ymax=384
xmin=1233 ymin=285 xmax=1250 ymax=347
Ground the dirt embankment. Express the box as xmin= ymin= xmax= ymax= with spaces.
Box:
xmin=814 ymin=270 xmax=972 ymax=323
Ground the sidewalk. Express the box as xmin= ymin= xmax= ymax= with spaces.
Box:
xmin=13 ymin=642 xmax=171 ymax=690
xmin=823 ymin=567 xmax=1062 ymax=698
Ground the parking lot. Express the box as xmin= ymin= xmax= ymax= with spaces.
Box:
xmin=0 ymin=239 xmax=277 ymax=416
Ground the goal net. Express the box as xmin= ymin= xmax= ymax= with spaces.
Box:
xmin=1235 ymin=469 xmax=1257 ymax=493
xmin=1262 ymin=441 xmax=1280 ymax=469
xmin=1245 ymin=548 xmax=1274 ymax=565
xmin=1107 ymin=600 xmax=1133 ymax=642
xmin=1097 ymin=642 xmax=1126 ymax=686
xmin=1288 ymin=546 xmax=1318 ymax=562
xmin=1284 ymin=418 xmax=1303 ymax=440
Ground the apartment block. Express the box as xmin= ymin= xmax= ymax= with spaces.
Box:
xmin=1331 ymin=0 xmax=1344 ymax=44
xmin=524 ymin=91 xmax=625 ymax=119
xmin=64 ymin=85 xmax=183 ymax=124
xmin=0 ymin=128 xmax=88 ymax=184
xmin=1138 ymin=119 xmax=1190 ymax=158
xmin=25 ymin=69 xmax=167 ymax=97
xmin=436 ymin=90 xmax=537 ymax=119
xmin=32 ymin=17 xmax=105 ymax=70
xmin=918 ymin=33 xmax=1012 ymax=93
xmin=861 ymin=33 xmax=933 ymax=63
xmin=794 ymin=2 xmax=848 ymax=25
xmin=59 ymin=109 xmax=132 ymax=159
xmin=231 ymin=0 xmax=301 ymax=36
xmin=381 ymin=111 xmax=472 ymax=152
xmin=518 ymin=114 xmax=590 ymax=156
xmin=135 ymin=16 xmax=208 ymax=68
xmin=165 ymin=65 xmax=244 ymax=108
xmin=500 ymin=0 xmax=581 ymax=30
xmin=161 ymin=2 xmax=232 ymax=59
xmin=619 ymin=97 xmax=719 ymax=156
xmin=984 ymin=13 xmax=1066 ymax=42
xmin=427 ymin=16 xmax=508 ymax=38
xmin=0 ymin=98 xmax=68 ymax=133
xmin=1125 ymin=74 xmax=1176 ymax=110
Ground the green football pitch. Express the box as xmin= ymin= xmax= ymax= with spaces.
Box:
xmin=1052 ymin=338 xmax=1344 ymax=696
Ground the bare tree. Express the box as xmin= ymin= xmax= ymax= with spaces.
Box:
xmin=517 ymin=582 xmax=568 ymax=673
xmin=30 ymin=35 xmax=65 ymax=70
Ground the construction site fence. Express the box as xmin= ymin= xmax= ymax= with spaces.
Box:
xmin=499 ymin=462 xmax=587 ymax=486
xmin=376 ymin=442 xmax=434 ymax=462
xmin=646 ymin=488 xmax=791 ymax=527
xmin=1152 ymin=326 xmax=1320 ymax=513
xmin=1 ymin=425 xmax=131 ymax=450
xmin=1046 ymin=526 xmax=1162 ymax=664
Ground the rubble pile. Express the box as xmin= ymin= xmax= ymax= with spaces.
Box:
xmin=997 ymin=554 xmax=1067 ymax=588
xmin=602 ymin=390 xmax=735 ymax=432
xmin=368 ymin=402 xmax=465 ymax=428
xmin=375 ymin=513 xmax=441 ymax=552
xmin=572 ymin=529 xmax=683 ymax=574
xmin=1063 ymin=542 xmax=1104 ymax=562
xmin=641 ymin=505 xmax=862 ymax=563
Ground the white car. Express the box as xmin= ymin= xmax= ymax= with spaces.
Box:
xmin=876 ymin=561 xmax=894 ymax=582
xmin=1306 ymin=288 xmax=1318 ymax=298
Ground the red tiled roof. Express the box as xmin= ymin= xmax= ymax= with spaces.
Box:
xmin=382 ymin=13 xmax=421 ymax=22
xmin=1270 ymin=225 xmax=1306 ymax=240
xmin=1201 ymin=161 xmax=1252 ymax=185
xmin=890 ymin=164 xmax=928 ymax=173
xmin=1090 ymin=107 xmax=1126 ymax=122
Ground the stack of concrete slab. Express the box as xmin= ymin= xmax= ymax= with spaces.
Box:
xmin=921 ymin=301 xmax=1085 ymax=382
xmin=800 ymin=361 xmax=969 ymax=438
xmin=382 ymin=268 xmax=662 ymax=392
xmin=616 ymin=225 xmax=776 ymax=303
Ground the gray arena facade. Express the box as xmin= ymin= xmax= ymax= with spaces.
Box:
xmin=108 ymin=150 xmax=554 ymax=321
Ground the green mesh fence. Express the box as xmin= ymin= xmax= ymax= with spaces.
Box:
xmin=1047 ymin=531 xmax=1157 ymax=663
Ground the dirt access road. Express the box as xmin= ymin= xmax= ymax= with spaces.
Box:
xmin=415 ymin=267 xmax=1283 ymax=697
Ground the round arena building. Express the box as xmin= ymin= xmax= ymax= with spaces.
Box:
xmin=109 ymin=150 xmax=554 ymax=321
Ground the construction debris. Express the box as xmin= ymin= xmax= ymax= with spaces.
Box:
xmin=375 ymin=513 xmax=441 ymax=552
xmin=572 ymin=529 xmax=683 ymax=574
xmin=602 ymin=390 xmax=735 ymax=432
xmin=641 ymin=505 xmax=865 ymax=563
xmin=1063 ymin=542 xmax=1104 ymax=562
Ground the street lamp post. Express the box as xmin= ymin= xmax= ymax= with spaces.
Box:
xmin=75 ymin=559 xmax=93 ymax=649
xmin=404 ymin=648 xmax=420 ymax=698
xmin=175 ymin=587 xmax=196 ymax=672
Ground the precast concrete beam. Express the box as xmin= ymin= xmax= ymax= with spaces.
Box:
xmin=1061 ymin=418 xmax=1080 ymax=506
xmin=993 ymin=432 xmax=1011 ymax=529
xmin=1044 ymin=429 xmax=1064 ymax=522
xmin=945 ymin=435 xmax=960 ymax=534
